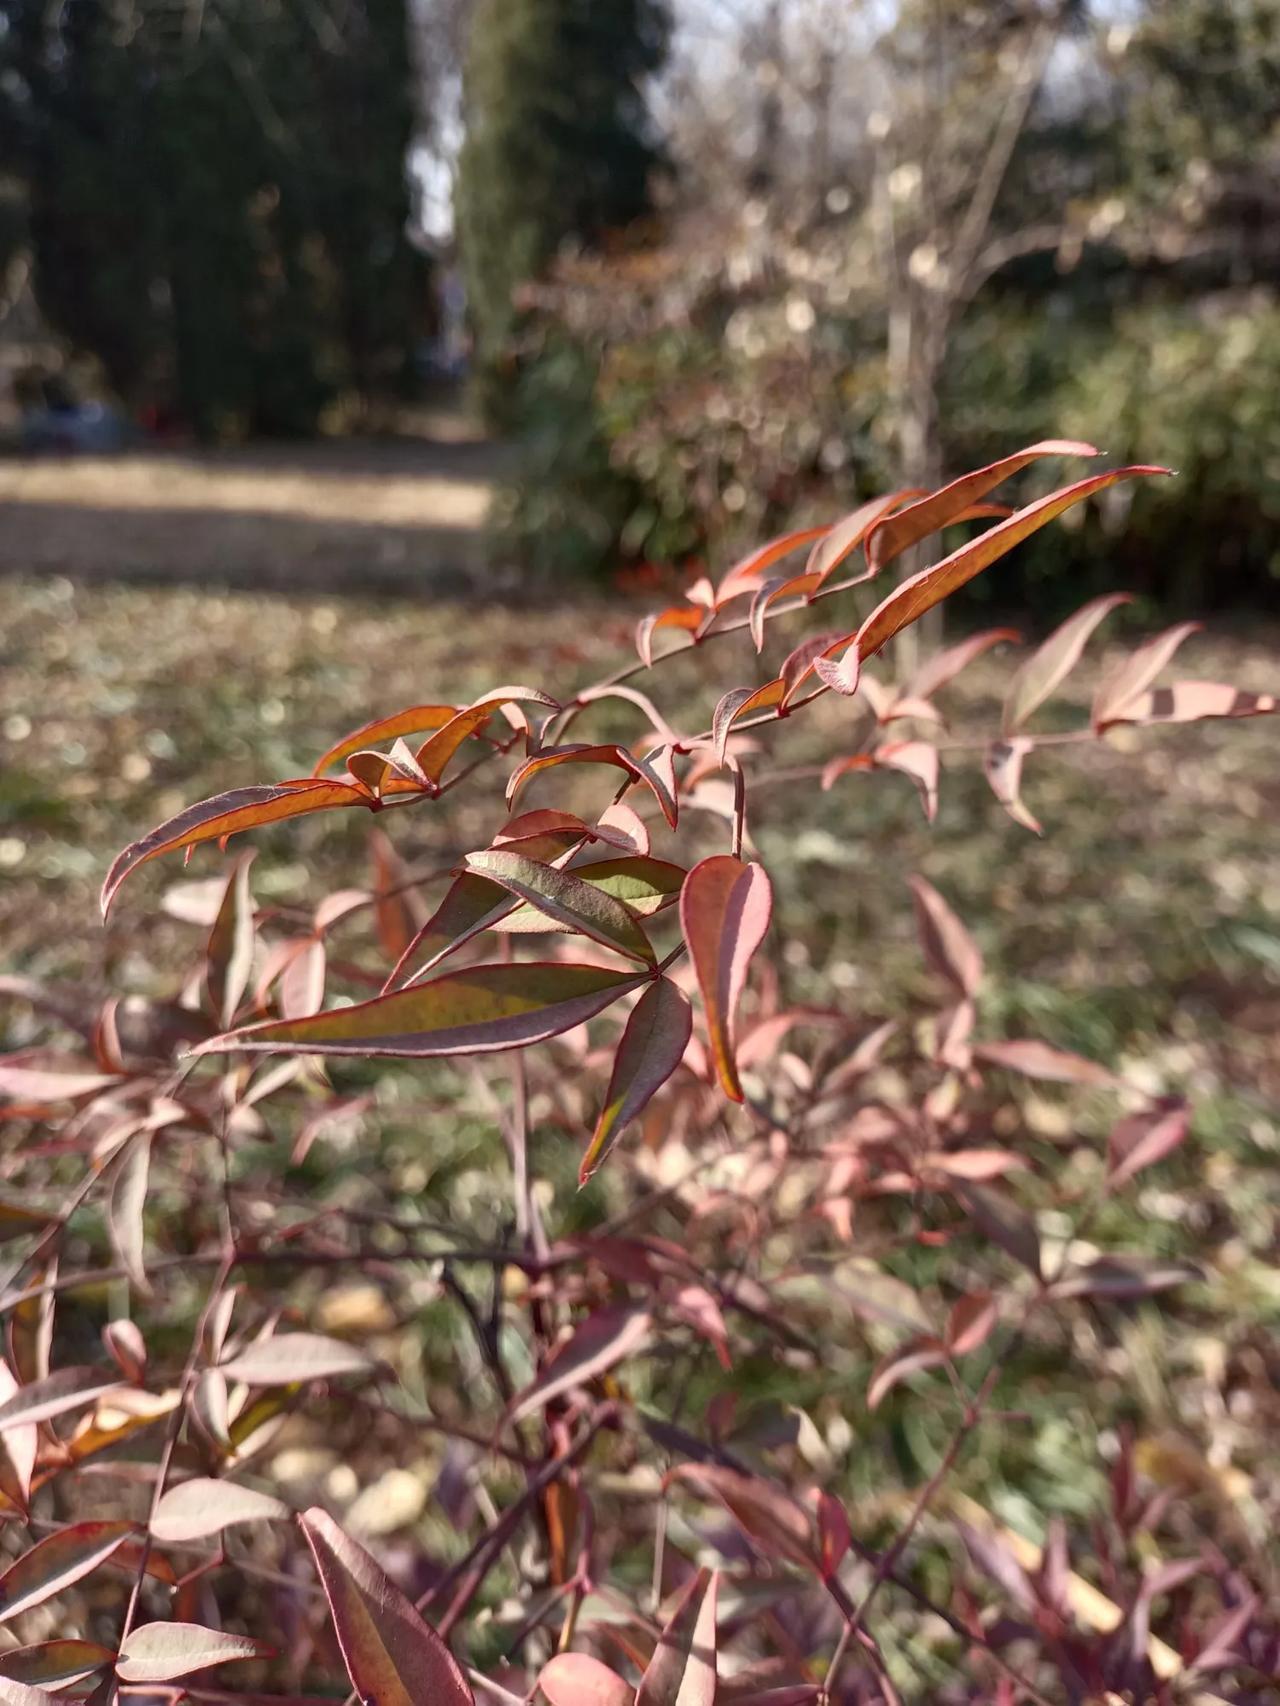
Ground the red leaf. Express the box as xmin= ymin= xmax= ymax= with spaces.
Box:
xmin=636 ymin=606 xmax=705 ymax=666
xmin=815 ymin=1492 xmax=851 ymax=1581
xmin=679 ymin=857 xmax=773 ymax=1102
xmin=416 ymin=686 xmax=557 ymax=785
xmin=946 ymin=1292 xmax=998 ymax=1357
xmin=974 ymin=1039 xmax=1117 ymax=1087
xmin=983 ymin=738 xmax=1041 ymax=835
xmin=195 ymin=962 xmax=647 ymax=1061
xmin=714 ymin=526 xmax=830 ymax=607
xmin=865 ymin=441 xmax=1098 ymax=571
xmin=806 ymin=490 xmax=920 ymax=585
xmin=115 ymin=1623 xmax=273 ymax=1683
xmin=868 ymin=1337 xmax=948 ymax=1409
xmin=102 ymin=780 xmax=370 ymax=915
xmin=0 ymin=1642 xmax=115 ymax=1690
xmin=312 ymin=705 xmax=459 ymax=776
xmin=540 ymin=1654 xmax=634 ymax=1706
xmin=908 ymin=877 xmax=982 ymax=998
xmin=1107 ymin=1100 xmax=1190 ymax=1190
xmin=509 ymin=1307 xmax=652 ymax=1422
xmin=875 ymin=741 xmax=938 ymax=822
xmin=582 ymin=978 xmax=692 ymax=1185
xmin=666 ymin=1466 xmax=819 ymax=1572
xmin=387 ymin=871 xmax=517 ymax=990
xmin=0 ymin=1522 xmax=134 ymax=1625
xmin=953 ymin=1185 xmax=1042 ymax=1279
xmin=508 ymin=745 xmax=678 ymax=829
xmin=1092 ymin=621 xmax=1202 ymax=728
xmin=906 ymin=627 xmax=1022 ymax=700
xmin=1097 ymin=680 xmax=1279 ymax=726
xmin=635 ymin=1568 xmax=717 ymax=1706
xmin=1002 ymin=594 xmax=1131 ymax=733
xmin=300 ymin=1508 xmax=473 ymax=1706
xmin=856 ymin=466 xmax=1170 ymax=662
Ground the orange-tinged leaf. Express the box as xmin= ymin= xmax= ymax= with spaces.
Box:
xmin=582 ymin=978 xmax=692 ymax=1184
xmin=906 ymin=627 xmax=1022 ymax=700
xmin=541 ymin=1654 xmax=633 ymax=1706
xmin=1099 ymin=679 xmax=1278 ymax=727
xmin=812 ymin=636 xmax=861 ymax=697
xmin=467 ymin=851 xmax=656 ymax=965
xmin=666 ymin=1466 xmax=819 ymax=1572
xmin=857 ymin=466 xmax=1170 ymax=662
xmin=1002 ymin=595 xmax=1130 ymax=734
xmin=508 ymin=744 xmax=678 ymax=828
xmin=299 ymin=1507 xmax=474 ymax=1706
xmin=115 ymin=1623 xmax=272 ymax=1683
xmin=0 ymin=1369 xmax=123 ymax=1434
xmin=416 ymin=686 xmax=557 ymax=784
xmin=0 ymin=1522 xmax=134 ymax=1624
xmin=636 ymin=606 xmax=704 ymax=666
xmin=679 ymin=857 xmax=773 ymax=1102
xmin=195 ymin=963 xmax=646 ymax=1060
xmin=714 ymin=525 xmax=830 ymax=606
xmin=509 ymin=1306 xmax=652 ymax=1422
xmin=983 ymin=738 xmax=1041 ymax=835
xmin=1092 ymin=621 xmax=1202 ymax=728
xmin=635 ymin=1568 xmax=717 ymax=1706
xmin=152 ymin=1478 xmax=288 ymax=1543
xmin=748 ymin=573 xmax=820 ymax=650
xmin=0 ymin=1642 xmax=114 ymax=1690
xmin=312 ymin=705 xmax=458 ymax=776
xmin=865 ymin=441 xmax=1098 ymax=571
xmin=908 ymin=877 xmax=982 ymax=997
xmin=805 ymin=490 xmax=917 ymax=586
xmin=102 ymin=780 xmax=370 ymax=915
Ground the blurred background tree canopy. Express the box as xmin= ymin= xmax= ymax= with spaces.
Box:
xmin=0 ymin=0 xmax=1278 ymax=607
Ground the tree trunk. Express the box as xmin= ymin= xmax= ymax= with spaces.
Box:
xmin=887 ymin=295 xmax=947 ymax=678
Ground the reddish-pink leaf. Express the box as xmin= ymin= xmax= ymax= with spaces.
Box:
xmin=953 ymin=1184 xmax=1042 ymax=1279
xmin=908 ymin=877 xmax=982 ymax=998
xmin=1002 ymin=594 xmax=1131 ymax=734
xmin=218 ymin=1333 xmax=372 ymax=1385
xmin=582 ymin=978 xmax=692 ymax=1184
xmin=540 ymin=1654 xmax=634 ymax=1706
xmin=596 ymin=800 xmax=651 ymax=855
xmin=0 ymin=1522 xmax=134 ymax=1625
xmin=983 ymin=738 xmax=1041 ymax=835
xmin=0 ymin=1642 xmax=115 ymax=1690
xmin=1097 ymin=680 xmax=1278 ymax=726
xmin=1107 ymin=1100 xmax=1190 ymax=1190
xmin=712 ymin=689 xmax=757 ymax=763
xmin=636 ymin=606 xmax=705 ymax=666
xmin=714 ymin=526 xmax=830 ymax=607
xmin=102 ymin=1320 xmax=146 ymax=1386
xmin=509 ymin=1306 xmax=652 ymax=1422
xmin=312 ymin=705 xmax=458 ymax=776
xmin=0 ymin=1369 xmax=123 ymax=1434
xmin=868 ymin=1337 xmax=948 ymax=1410
xmin=635 ymin=1568 xmax=718 ymax=1706
xmin=0 ymin=1066 xmax=121 ymax=1104
xmin=300 ymin=1508 xmax=473 ymax=1706
xmin=195 ymin=962 xmax=646 ymax=1061
xmin=680 ymin=857 xmax=773 ymax=1102
xmin=974 ymin=1040 xmax=1117 ymax=1087
xmin=812 ymin=637 xmax=861 ymax=698
xmin=815 ymin=1492 xmax=851 ymax=1581
xmin=508 ymin=744 xmax=678 ymax=829
xmin=865 ymin=441 xmax=1098 ymax=571
xmin=102 ymin=780 xmax=370 ymax=915
xmin=906 ymin=628 xmax=1022 ymax=700
xmin=806 ymin=490 xmax=919 ymax=586
xmin=577 ymin=684 xmax=680 ymax=747
xmin=204 ymin=852 xmax=257 ymax=1028
xmin=416 ymin=686 xmax=557 ymax=784
xmin=666 ymin=1466 xmax=819 ymax=1572
xmin=0 ymin=1363 xmax=35 ymax=1513
xmin=387 ymin=871 xmax=516 ymax=990
xmin=946 ymin=1292 xmax=998 ymax=1357
xmin=152 ymin=1479 xmax=288 ymax=1543
xmin=876 ymin=741 xmax=938 ymax=822
xmin=1092 ymin=621 xmax=1202 ymax=728
xmin=923 ymin=1149 xmax=1026 ymax=1183
xmin=115 ymin=1623 xmax=272 ymax=1683
xmin=856 ymin=466 xmax=1169 ymax=662
xmin=748 ymin=573 xmax=820 ymax=651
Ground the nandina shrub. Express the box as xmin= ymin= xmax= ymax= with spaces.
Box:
xmin=1 ymin=443 xmax=1277 ymax=1704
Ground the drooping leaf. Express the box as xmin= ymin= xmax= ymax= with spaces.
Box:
xmin=867 ymin=1337 xmax=948 ymax=1410
xmin=0 ymin=1642 xmax=115 ymax=1690
xmin=636 ymin=606 xmax=705 ymax=666
xmin=712 ymin=688 xmax=758 ymax=762
xmin=1107 ymin=1101 xmax=1190 ymax=1190
xmin=908 ymin=877 xmax=982 ymax=998
xmin=748 ymin=573 xmax=820 ymax=651
xmin=576 ymin=684 xmax=681 ymax=747
xmin=508 ymin=745 xmax=678 ymax=829
xmin=666 ymin=1466 xmax=819 ymax=1572
xmin=218 ymin=1333 xmax=373 ymax=1385
xmin=102 ymin=780 xmax=371 ymax=915
xmin=1097 ymin=681 xmax=1278 ymax=726
xmin=102 ymin=1319 xmax=146 ymax=1385
xmin=0 ymin=1522 xmax=134 ymax=1625
xmin=299 ymin=1507 xmax=474 ymax=1706
xmin=196 ymin=963 xmax=646 ymax=1061
xmin=1091 ymin=621 xmax=1202 ymax=728
xmin=983 ymin=738 xmax=1041 ymax=835
xmin=115 ymin=1622 xmax=272 ymax=1683
xmin=582 ymin=979 xmax=692 ymax=1185
xmin=865 ymin=441 xmax=1098 ymax=571
xmin=509 ymin=1307 xmax=653 ymax=1423
xmin=635 ymin=1568 xmax=718 ymax=1706
xmin=875 ymin=741 xmax=938 ymax=821
xmin=974 ymin=1040 xmax=1117 ymax=1087
xmin=312 ymin=705 xmax=459 ymax=776
xmin=540 ymin=1654 xmax=634 ymax=1706
xmin=107 ymin=1135 xmax=151 ymax=1294
xmin=1002 ymin=594 xmax=1131 ymax=734
xmin=812 ymin=637 xmax=861 ymax=698
xmin=856 ymin=466 xmax=1170 ymax=663
xmin=679 ymin=857 xmax=773 ymax=1102
xmin=151 ymin=1478 xmax=288 ymax=1543
xmin=946 ymin=1292 xmax=998 ymax=1357
xmin=0 ymin=1369 xmax=123 ymax=1434
xmin=466 ymin=851 xmax=656 ymax=965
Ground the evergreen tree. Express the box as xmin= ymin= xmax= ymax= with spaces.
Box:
xmin=456 ymin=0 xmax=669 ymax=403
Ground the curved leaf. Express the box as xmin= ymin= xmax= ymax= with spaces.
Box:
xmin=0 ymin=1522 xmax=134 ymax=1624
xmin=115 ymin=1623 xmax=272 ymax=1683
xmin=0 ymin=1369 xmax=123 ymax=1434
xmin=312 ymin=705 xmax=458 ymax=776
xmin=1002 ymin=594 xmax=1131 ymax=733
xmin=806 ymin=490 xmax=919 ymax=586
xmin=907 ymin=626 xmax=1022 ymax=700
xmin=1092 ymin=621 xmax=1202 ymax=728
xmin=0 ymin=1642 xmax=115 ymax=1690
xmin=152 ymin=1478 xmax=288 ymax=1542
xmin=467 ymin=851 xmax=656 ymax=965
xmin=508 ymin=744 xmax=678 ymax=829
xmin=219 ymin=1333 xmax=373 ymax=1385
xmin=856 ymin=466 xmax=1170 ymax=662
xmin=102 ymin=780 xmax=370 ymax=916
xmin=714 ymin=525 xmax=830 ymax=606
xmin=541 ymin=1655 xmax=634 ymax=1706
xmin=299 ymin=1507 xmax=474 ymax=1706
xmin=680 ymin=857 xmax=773 ymax=1102
xmin=1096 ymin=680 xmax=1278 ymax=727
xmin=582 ymin=978 xmax=692 ymax=1184
xmin=416 ymin=686 xmax=557 ymax=785
xmin=666 ymin=1466 xmax=818 ymax=1572
xmin=636 ymin=1568 xmax=718 ymax=1706
xmin=983 ymin=738 xmax=1041 ymax=835
xmin=510 ymin=1306 xmax=652 ymax=1423
xmin=195 ymin=963 xmax=646 ymax=1060
xmin=908 ymin=877 xmax=982 ymax=998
